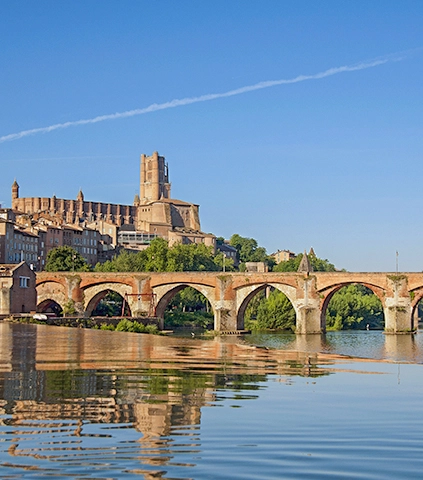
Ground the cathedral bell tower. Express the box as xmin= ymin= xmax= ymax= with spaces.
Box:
xmin=139 ymin=151 xmax=171 ymax=204
xmin=11 ymin=179 xmax=19 ymax=208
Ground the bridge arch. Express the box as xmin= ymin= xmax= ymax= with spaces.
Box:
xmin=37 ymin=299 xmax=63 ymax=315
xmin=409 ymin=286 xmax=423 ymax=330
xmin=154 ymin=283 xmax=215 ymax=324
xmin=236 ymin=282 xmax=298 ymax=330
xmin=83 ymin=282 xmax=133 ymax=317
xmin=319 ymin=282 xmax=386 ymax=331
xmin=36 ymin=280 xmax=67 ymax=314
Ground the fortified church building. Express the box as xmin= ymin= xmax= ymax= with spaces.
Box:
xmin=12 ymin=151 xmax=215 ymax=248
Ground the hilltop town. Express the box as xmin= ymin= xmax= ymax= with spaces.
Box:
xmin=1 ymin=152 xmax=220 ymax=271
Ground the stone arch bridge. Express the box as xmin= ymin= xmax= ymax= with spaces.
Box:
xmin=35 ymin=271 xmax=423 ymax=334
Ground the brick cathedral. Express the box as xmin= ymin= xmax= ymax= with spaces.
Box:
xmin=11 ymin=151 xmax=215 ymax=247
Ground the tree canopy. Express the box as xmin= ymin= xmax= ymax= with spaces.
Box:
xmin=94 ymin=238 xmax=227 ymax=273
xmin=45 ymin=246 xmax=91 ymax=272
xmin=229 ymin=234 xmax=274 ymax=270
xmin=326 ymin=285 xmax=384 ymax=330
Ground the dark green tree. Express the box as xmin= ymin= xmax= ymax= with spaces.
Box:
xmin=326 ymin=284 xmax=384 ymax=330
xmin=256 ymin=290 xmax=296 ymax=331
xmin=165 ymin=287 xmax=214 ymax=329
xmin=229 ymin=234 xmax=274 ymax=270
xmin=92 ymin=291 xmax=124 ymax=316
xmin=167 ymin=242 xmax=218 ymax=271
xmin=245 ymin=289 xmax=295 ymax=331
xmin=95 ymin=250 xmax=147 ymax=272
xmin=95 ymin=238 xmax=226 ymax=273
xmin=45 ymin=246 xmax=91 ymax=272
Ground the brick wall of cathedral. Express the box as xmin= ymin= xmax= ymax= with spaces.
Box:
xmin=10 ymin=151 xmax=203 ymax=236
xmin=12 ymin=195 xmax=138 ymax=227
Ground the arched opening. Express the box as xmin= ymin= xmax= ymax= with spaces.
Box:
xmin=411 ymin=296 xmax=423 ymax=331
xmin=157 ymin=285 xmax=214 ymax=331
xmin=237 ymin=284 xmax=296 ymax=332
xmin=87 ymin=290 xmax=131 ymax=317
xmin=37 ymin=299 xmax=63 ymax=316
xmin=322 ymin=284 xmax=384 ymax=331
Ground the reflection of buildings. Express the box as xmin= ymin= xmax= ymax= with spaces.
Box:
xmin=1 ymin=325 xmax=422 ymax=475
xmin=0 ymin=324 xmax=329 ymax=424
xmin=0 ymin=323 xmax=340 ymax=471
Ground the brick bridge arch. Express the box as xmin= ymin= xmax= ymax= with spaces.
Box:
xmin=84 ymin=282 xmax=133 ymax=317
xmin=37 ymin=278 xmax=67 ymax=313
xmin=153 ymin=283 xmax=215 ymax=319
xmin=235 ymin=282 xmax=298 ymax=330
xmin=35 ymin=271 xmax=423 ymax=333
xmin=318 ymin=281 xmax=387 ymax=331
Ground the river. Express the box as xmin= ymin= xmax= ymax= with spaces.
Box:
xmin=0 ymin=323 xmax=422 ymax=479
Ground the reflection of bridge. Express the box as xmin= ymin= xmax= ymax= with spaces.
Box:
xmin=36 ymin=271 xmax=423 ymax=333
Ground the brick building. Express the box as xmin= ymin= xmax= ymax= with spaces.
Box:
xmin=0 ymin=218 xmax=39 ymax=269
xmin=0 ymin=262 xmax=36 ymax=315
xmin=271 ymin=249 xmax=296 ymax=263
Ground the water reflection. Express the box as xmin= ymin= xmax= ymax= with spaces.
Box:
xmin=0 ymin=323 xmax=336 ymax=477
xmin=1 ymin=323 xmax=422 ymax=479
xmin=244 ymin=330 xmax=423 ymax=363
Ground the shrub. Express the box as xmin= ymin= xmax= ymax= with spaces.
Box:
xmin=100 ymin=323 xmax=116 ymax=331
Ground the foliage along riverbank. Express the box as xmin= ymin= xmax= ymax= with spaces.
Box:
xmin=7 ymin=316 xmax=161 ymax=334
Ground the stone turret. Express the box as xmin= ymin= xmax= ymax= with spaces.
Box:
xmin=11 ymin=179 xmax=19 ymax=201
xmin=297 ymin=251 xmax=313 ymax=274
xmin=77 ymin=189 xmax=84 ymax=202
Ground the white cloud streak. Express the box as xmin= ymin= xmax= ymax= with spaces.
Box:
xmin=0 ymin=54 xmax=404 ymax=144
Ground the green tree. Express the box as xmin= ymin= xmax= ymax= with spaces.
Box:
xmin=326 ymin=284 xmax=384 ymax=330
xmin=246 ymin=289 xmax=295 ymax=331
xmin=92 ymin=291 xmax=124 ymax=316
xmin=145 ymin=237 xmax=169 ymax=271
xmin=95 ymin=239 xmax=225 ymax=273
xmin=95 ymin=250 xmax=147 ymax=272
xmin=229 ymin=234 xmax=274 ymax=270
xmin=213 ymin=251 xmax=236 ymax=271
xmin=168 ymin=287 xmax=211 ymax=312
xmin=45 ymin=246 xmax=91 ymax=272
xmin=167 ymin=242 xmax=218 ymax=271
xmin=165 ymin=287 xmax=214 ymax=329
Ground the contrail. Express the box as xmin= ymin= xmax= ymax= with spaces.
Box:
xmin=0 ymin=54 xmax=405 ymax=144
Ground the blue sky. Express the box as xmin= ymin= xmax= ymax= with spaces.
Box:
xmin=1 ymin=1 xmax=422 ymax=272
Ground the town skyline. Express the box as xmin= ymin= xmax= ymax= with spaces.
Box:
xmin=1 ymin=2 xmax=422 ymax=272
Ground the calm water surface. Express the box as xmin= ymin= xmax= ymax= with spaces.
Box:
xmin=1 ymin=323 xmax=423 ymax=479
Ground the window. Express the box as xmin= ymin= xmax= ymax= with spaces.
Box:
xmin=19 ymin=276 xmax=30 ymax=288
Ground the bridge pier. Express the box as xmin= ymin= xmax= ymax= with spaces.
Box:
xmin=214 ymin=307 xmax=238 ymax=331
xmin=65 ymin=275 xmax=85 ymax=317
xmin=214 ymin=275 xmax=239 ymax=331
xmin=295 ymin=305 xmax=322 ymax=334
xmin=384 ymin=305 xmax=414 ymax=333
xmin=294 ymin=277 xmax=322 ymax=334
xmin=384 ymin=276 xmax=415 ymax=333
